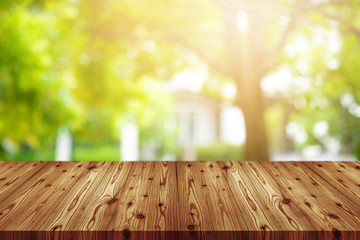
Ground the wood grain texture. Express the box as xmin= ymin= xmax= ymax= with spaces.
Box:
xmin=241 ymin=162 xmax=316 ymax=231
xmin=219 ymin=161 xmax=280 ymax=231
xmin=3 ymin=162 xmax=86 ymax=231
xmin=38 ymin=162 xmax=112 ymax=231
xmin=144 ymin=161 xmax=179 ymax=239
xmin=1 ymin=161 xmax=360 ymax=240
xmin=279 ymin=162 xmax=360 ymax=230
xmin=177 ymin=161 xmax=213 ymax=232
xmin=0 ymin=162 xmax=48 ymax=204
xmin=108 ymin=161 xmax=155 ymax=233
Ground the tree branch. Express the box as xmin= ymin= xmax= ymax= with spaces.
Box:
xmin=261 ymin=0 xmax=356 ymax=78
xmin=160 ymin=33 xmax=233 ymax=78
xmin=317 ymin=10 xmax=360 ymax=40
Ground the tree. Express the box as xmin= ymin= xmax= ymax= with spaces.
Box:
xmin=131 ymin=0 xmax=360 ymax=161
xmin=0 ymin=0 xmax=180 ymax=159
xmin=0 ymin=1 xmax=77 ymax=157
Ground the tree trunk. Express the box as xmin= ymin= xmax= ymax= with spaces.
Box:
xmin=222 ymin=10 xmax=270 ymax=161
xmin=238 ymin=80 xmax=270 ymax=161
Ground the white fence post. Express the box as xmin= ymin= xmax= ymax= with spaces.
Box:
xmin=55 ymin=126 xmax=72 ymax=161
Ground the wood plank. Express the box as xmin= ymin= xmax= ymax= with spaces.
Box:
xmin=304 ymin=162 xmax=360 ymax=200
xmin=336 ymin=162 xmax=360 ymax=176
xmin=176 ymin=161 xmax=213 ymax=238
xmin=67 ymin=162 xmax=133 ymax=230
xmin=240 ymin=161 xmax=317 ymax=231
xmin=218 ymin=161 xmax=282 ymax=231
xmin=0 ymin=162 xmax=31 ymax=187
xmin=0 ymin=161 xmax=360 ymax=239
xmin=301 ymin=162 xmax=360 ymax=208
xmin=37 ymin=162 xmax=112 ymax=231
xmin=0 ymin=162 xmax=61 ymax=229
xmin=279 ymin=162 xmax=360 ymax=230
xmin=197 ymin=161 xmax=247 ymax=231
xmin=0 ymin=162 xmax=48 ymax=203
xmin=145 ymin=162 xmax=179 ymax=230
xmin=3 ymin=162 xmax=86 ymax=231
xmin=0 ymin=162 xmax=25 ymax=176
xmin=259 ymin=161 xmax=349 ymax=231
xmin=108 ymin=161 xmax=155 ymax=233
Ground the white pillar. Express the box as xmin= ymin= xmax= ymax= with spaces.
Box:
xmin=121 ymin=122 xmax=139 ymax=161
xmin=55 ymin=126 xmax=72 ymax=161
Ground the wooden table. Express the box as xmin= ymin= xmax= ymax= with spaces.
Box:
xmin=0 ymin=161 xmax=360 ymax=239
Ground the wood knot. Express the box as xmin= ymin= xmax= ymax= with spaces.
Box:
xmin=56 ymin=164 xmax=61 ymax=167
xmin=336 ymin=203 xmax=342 ymax=207
xmin=216 ymin=176 xmax=220 ymax=178
xmin=148 ymin=177 xmax=153 ymax=181
xmin=209 ymin=164 xmax=213 ymax=168
xmin=332 ymin=228 xmax=341 ymax=239
xmin=77 ymin=164 xmax=83 ymax=168
xmin=52 ymin=225 xmax=62 ymax=231
xmin=187 ymin=164 xmax=191 ymax=168
xmin=222 ymin=166 xmax=229 ymax=170
xmin=339 ymin=164 xmax=345 ymax=168
xmin=127 ymin=202 xmax=133 ymax=207
xmin=356 ymin=166 xmax=360 ymax=170
xmin=283 ymin=198 xmax=291 ymax=204
xmin=288 ymin=187 xmax=292 ymax=190
xmin=317 ymin=164 xmax=322 ymax=167
xmin=143 ymin=194 xmax=148 ymax=198
xmin=260 ymin=225 xmax=267 ymax=230
xmin=122 ymin=228 xmax=131 ymax=239
xmin=88 ymin=166 xmax=96 ymax=171
xmin=200 ymin=170 xmax=205 ymax=173
xmin=305 ymin=202 xmax=311 ymax=207
xmin=275 ymin=175 xmax=279 ymax=177
xmin=187 ymin=225 xmax=196 ymax=230
xmin=337 ymin=170 xmax=342 ymax=172
xmin=311 ymin=194 xmax=316 ymax=198
xmin=129 ymin=187 xmax=133 ymax=190
xmin=202 ymin=184 xmax=207 ymax=187
xmin=158 ymin=203 xmax=163 ymax=207
xmin=107 ymin=198 xmax=118 ymax=205
xmin=45 ymin=184 xmax=52 ymax=187
xmin=62 ymin=170 xmax=67 ymax=172
xmin=338 ymin=179 xmax=343 ymax=182
xmin=328 ymin=214 xmax=339 ymax=219
xmin=0 ymin=178 xmax=6 ymax=181
xmin=72 ymin=175 xmax=75 ymax=178
xmin=295 ymin=178 xmax=300 ymax=180
xmin=136 ymin=213 xmax=145 ymax=219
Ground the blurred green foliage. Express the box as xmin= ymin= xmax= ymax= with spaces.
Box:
xmin=196 ymin=143 xmax=244 ymax=162
xmin=2 ymin=0 xmax=360 ymax=161
xmin=0 ymin=0 xmax=183 ymax=160
xmin=5 ymin=144 xmax=119 ymax=161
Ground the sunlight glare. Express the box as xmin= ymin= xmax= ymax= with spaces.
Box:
xmin=236 ymin=11 xmax=249 ymax=32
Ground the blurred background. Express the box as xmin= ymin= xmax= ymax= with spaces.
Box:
xmin=1 ymin=0 xmax=360 ymax=161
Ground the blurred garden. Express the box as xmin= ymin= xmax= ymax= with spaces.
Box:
xmin=1 ymin=0 xmax=360 ymax=161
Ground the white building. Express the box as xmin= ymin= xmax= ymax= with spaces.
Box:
xmin=173 ymin=90 xmax=245 ymax=160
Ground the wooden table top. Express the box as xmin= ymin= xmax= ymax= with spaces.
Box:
xmin=0 ymin=161 xmax=360 ymax=239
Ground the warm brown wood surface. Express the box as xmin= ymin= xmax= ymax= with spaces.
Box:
xmin=0 ymin=161 xmax=360 ymax=239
